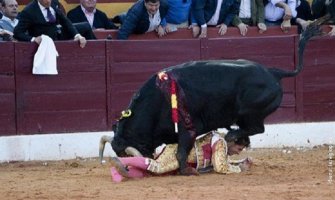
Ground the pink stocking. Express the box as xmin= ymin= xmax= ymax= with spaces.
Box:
xmin=119 ymin=157 xmax=149 ymax=170
xmin=110 ymin=167 xmax=123 ymax=183
xmin=127 ymin=167 xmax=147 ymax=178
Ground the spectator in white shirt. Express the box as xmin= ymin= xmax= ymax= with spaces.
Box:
xmin=0 ymin=0 xmax=18 ymax=41
xmin=264 ymin=0 xmax=297 ymax=32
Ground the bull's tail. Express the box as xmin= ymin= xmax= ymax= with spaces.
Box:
xmin=99 ymin=135 xmax=114 ymax=164
xmin=270 ymin=14 xmax=331 ymax=79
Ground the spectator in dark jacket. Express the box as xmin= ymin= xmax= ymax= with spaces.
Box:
xmin=191 ymin=0 xmax=241 ymax=38
xmin=117 ymin=0 xmax=169 ymax=40
xmin=67 ymin=0 xmax=118 ymax=30
xmin=14 ymin=0 xmax=88 ymax=47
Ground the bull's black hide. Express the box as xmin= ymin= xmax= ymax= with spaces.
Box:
xmin=107 ymin=19 xmax=324 ymax=175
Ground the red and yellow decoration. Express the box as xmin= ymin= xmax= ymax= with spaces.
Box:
xmin=171 ymin=80 xmax=178 ymax=133
xmin=158 ymin=71 xmax=179 ymax=133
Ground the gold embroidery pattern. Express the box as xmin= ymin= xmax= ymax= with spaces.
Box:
xmin=147 ymin=144 xmax=179 ymax=174
xmin=212 ymin=140 xmax=241 ymax=174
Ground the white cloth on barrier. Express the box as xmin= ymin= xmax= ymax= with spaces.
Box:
xmin=33 ymin=34 xmax=59 ymax=75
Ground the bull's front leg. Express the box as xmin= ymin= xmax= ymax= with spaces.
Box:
xmin=176 ymin=130 xmax=199 ymax=175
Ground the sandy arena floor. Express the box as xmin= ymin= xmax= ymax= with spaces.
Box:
xmin=0 ymin=146 xmax=334 ymax=200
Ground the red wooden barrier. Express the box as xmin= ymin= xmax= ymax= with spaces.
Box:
xmin=302 ymin=36 xmax=335 ymax=121
xmin=0 ymin=43 xmax=16 ymax=135
xmin=15 ymin=41 xmax=108 ymax=134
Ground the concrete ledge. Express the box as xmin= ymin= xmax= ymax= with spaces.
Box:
xmin=1 ymin=122 xmax=334 ymax=163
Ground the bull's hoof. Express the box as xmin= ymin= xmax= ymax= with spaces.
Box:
xmin=180 ymin=167 xmax=199 ymax=176
xmin=110 ymin=157 xmax=129 ymax=177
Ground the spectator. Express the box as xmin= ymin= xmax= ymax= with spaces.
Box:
xmin=14 ymin=0 xmax=88 ymax=48
xmin=264 ymin=0 xmax=297 ymax=33
xmin=294 ymin=0 xmax=313 ymax=32
xmin=298 ymin=0 xmax=335 ymax=36
xmin=165 ymin=0 xmax=192 ymax=32
xmin=0 ymin=0 xmax=18 ymax=41
xmin=312 ymin=0 xmax=334 ymax=31
xmin=232 ymin=0 xmax=267 ymax=35
xmin=67 ymin=0 xmax=118 ymax=30
xmin=117 ymin=0 xmax=169 ymax=40
xmin=191 ymin=0 xmax=241 ymax=38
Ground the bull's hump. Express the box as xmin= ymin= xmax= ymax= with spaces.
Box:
xmin=204 ymin=59 xmax=255 ymax=68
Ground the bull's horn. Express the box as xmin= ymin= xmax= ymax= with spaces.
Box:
xmin=125 ymin=146 xmax=143 ymax=157
xmin=99 ymin=135 xmax=113 ymax=164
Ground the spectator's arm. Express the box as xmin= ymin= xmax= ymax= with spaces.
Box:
xmin=160 ymin=18 xmax=167 ymax=27
xmin=56 ymin=9 xmax=79 ymax=38
xmin=191 ymin=0 xmax=207 ymax=26
xmin=117 ymin=9 xmax=140 ymax=40
xmin=255 ymin=0 xmax=265 ymax=23
xmin=101 ymin=12 xmax=118 ymax=29
xmin=286 ymin=0 xmax=297 ymax=18
xmin=232 ymin=15 xmax=242 ymax=26
xmin=223 ymin=0 xmax=241 ymax=26
xmin=13 ymin=10 xmax=34 ymax=41
xmin=273 ymin=1 xmax=292 ymax=20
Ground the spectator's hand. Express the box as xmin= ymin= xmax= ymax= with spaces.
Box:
xmin=237 ymin=23 xmax=248 ymax=36
xmin=192 ymin=25 xmax=201 ymax=37
xmin=199 ymin=26 xmax=207 ymax=38
xmin=239 ymin=157 xmax=253 ymax=172
xmin=283 ymin=6 xmax=292 ymax=21
xmin=295 ymin=18 xmax=312 ymax=31
xmin=74 ymin=34 xmax=87 ymax=48
xmin=165 ymin=25 xmax=172 ymax=33
xmin=0 ymin=29 xmax=14 ymax=36
xmin=329 ymin=25 xmax=335 ymax=36
xmin=0 ymin=29 xmax=15 ymax=41
xmin=34 ymin=36 xmax=42 ymax=45
xmin=217 ymin=23 xmax=227 ymax=36
xmin=156 ymin=25 xmax=167 ymax=37
xmin=281 ymin=19 xmax=291 ymax=33
xmin=257 ymin=23 xmax=267 ymax=33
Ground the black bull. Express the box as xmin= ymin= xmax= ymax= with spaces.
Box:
xmin=100 ymin=20 xmax=328 ymax=175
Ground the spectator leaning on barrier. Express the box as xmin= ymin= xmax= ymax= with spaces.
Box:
xmin=312 ymin=0 xmax=335 ymax=36
xmin=0 ymin=0 xmax=18 ymax=41
xmin=117 ymin=0 xmax=169 ymax=40
xmin=191 ymin=0 xmax=241 ymax=38
xmin=165 ymin=0 xmax=192 ymax=32
xmin=14 ymin=0 xmax=87 ymax=48
xmin=67 ymin=0 xmax=118 ymax=30
xmin=293 ymin=0 xmax=313 ymax=32
xmin=264 ymin=0 xmax=298 ymax=33
xmin=232 ymin=0 xmax=267 ymax=35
